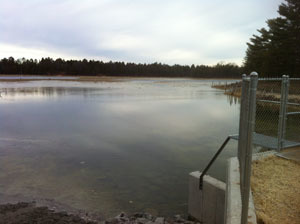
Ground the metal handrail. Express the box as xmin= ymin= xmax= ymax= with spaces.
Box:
xmin=199 ymin=135 xmax=233 ymax=189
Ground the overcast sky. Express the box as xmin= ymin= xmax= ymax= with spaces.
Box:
xmin=0 ymin=0 xmax=283 ymax=65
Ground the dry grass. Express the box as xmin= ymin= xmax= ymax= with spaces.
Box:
xmin=251 ymin=155 xmax=300 ymax=224
xmin=225 ymin=90 xmax=242 ymax=97
xmin=213 ymin=82 xmax=300 ymax=104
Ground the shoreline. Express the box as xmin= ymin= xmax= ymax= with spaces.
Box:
xmin=212 ymin=81 xmax=300 ymax=104
xmin=0 ymin=192 xmax=195 ymax=223
xmin=0 ymin=193 xmax=103 ymax=222
xmin=0 ymin=200 xmax=198 ymax=224
xmin=0 ymin=74 xmax=241 ymax=83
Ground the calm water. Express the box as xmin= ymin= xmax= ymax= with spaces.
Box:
xmin=0 ymin=77 xmax=240 ymax=217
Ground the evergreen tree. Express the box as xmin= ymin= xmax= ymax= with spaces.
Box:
xmin=244 ymin=0 xmax=300 ymax=77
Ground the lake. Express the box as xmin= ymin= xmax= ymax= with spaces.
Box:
xmin=0 ymin=77 xmax=240 ymax=218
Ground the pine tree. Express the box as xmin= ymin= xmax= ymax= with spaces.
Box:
xmin=244 ymin=0 xmax=300 ymax=77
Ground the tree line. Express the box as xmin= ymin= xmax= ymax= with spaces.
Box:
xmin=244 ymin=0 xmax=300 ymax=77
xmin=0 ymin=57 xmax=242 ymax=78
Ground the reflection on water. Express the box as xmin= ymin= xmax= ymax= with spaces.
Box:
xmin=0 ymin=87 xmax=109 ymax=99
xmin=0 ymin=78 xmax=240 ymax=218
xmin=226 ymin=94 xmax=240 ymax=105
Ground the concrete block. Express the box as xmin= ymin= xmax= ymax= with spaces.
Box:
xmin=225 ymin=157 xmax=257 ymax=224
xmin=188 ymin=171 xmax=226 ymax=224
xmin=225 ymin=157 xmax=242 ymax=224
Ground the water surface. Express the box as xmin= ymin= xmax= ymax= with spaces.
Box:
xmin=0 ymin=77 xmax=240 ymax=217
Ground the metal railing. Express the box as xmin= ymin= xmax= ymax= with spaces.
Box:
xmin=199 ymin=135 xmax=232 ymax=189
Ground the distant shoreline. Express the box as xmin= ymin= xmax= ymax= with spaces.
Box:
xmin=0 ymin=74 xmax=241 ymax=83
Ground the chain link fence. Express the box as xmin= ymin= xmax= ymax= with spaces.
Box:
xmin=211 ymin=74 xmax=300 ymax=224
xmin=212 ymin=76 xmax=300 ymax=151
xmin=255 ymin=79 xmax=281 ymax=139
xmin=286 ymin=79 xmax=300 ymax=143
xmin=255 ymin=77 xmax=300 ymax=151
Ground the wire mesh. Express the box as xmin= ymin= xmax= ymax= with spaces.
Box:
xmin=254 ymin=77 xmax=300 ymax=151
xmin=211 ymin=76 xmax=300 ymax=152
xmin=255 ymin=79 xmax=281 ymax=139
xmin=286 ymin=79 xmax=300 ymax=143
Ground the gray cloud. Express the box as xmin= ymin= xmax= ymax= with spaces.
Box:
xmin=0 ymin=0 xmax=283 ymax=65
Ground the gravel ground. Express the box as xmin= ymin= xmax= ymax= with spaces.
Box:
xmin=0 ymin=202 xmax=199 ymax=224
xmin=0 ymin=202 xmax=96 ymax=224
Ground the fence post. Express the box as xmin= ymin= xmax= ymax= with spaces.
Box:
xmin=277 ymin=75 xmax=289 ymax=151
xmin=237 ymin=74 xmax=247 ymax=165
xmin=240 ymin=72 xmax=258 ymax=224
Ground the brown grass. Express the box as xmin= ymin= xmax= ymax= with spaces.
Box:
xmin=251 ymin=155 xmax=300 ymax=224
xmin=212 ymin=81 xmax=300 ymax=104
xmin=225 ymin=90 xmax=242 ymax=97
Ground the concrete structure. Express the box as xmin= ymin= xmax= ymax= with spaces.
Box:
xmin=188 ymin=152 xmax=278 ymax=224
xmin=225 ymin=157 xmax=256 ymax=224
xmin=188 ymin=171 xmax=226 ymax=224
xmin=188 ymin=159 xmax=257 ymax=224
